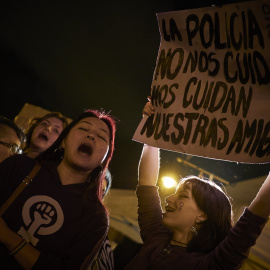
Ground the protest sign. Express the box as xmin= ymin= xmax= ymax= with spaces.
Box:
xmin=133 ymin=0 xmax=270 ymax=163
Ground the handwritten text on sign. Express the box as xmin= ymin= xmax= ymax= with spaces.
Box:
xmin=133 ymin=0 xmax=270 ymax=163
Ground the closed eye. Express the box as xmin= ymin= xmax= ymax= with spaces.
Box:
xmin=98 ymin=134 xmax=108 ymax=143
xmin=178 ymin=191 xmax=189 ymax=198
xmin=78 ymin=127 xmax=89 ymax=131
xmin=53 ymin=128 xmax=60 ymax=134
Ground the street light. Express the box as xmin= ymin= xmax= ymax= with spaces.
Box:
xmin=161 ymin=176 xmax=177 ymax=189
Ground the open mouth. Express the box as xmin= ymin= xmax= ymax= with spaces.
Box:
xmin=165 ymin=206 xmax=174 ymax=213
xmin=78 ymin=144 xmax=92 ymax=155
xmin=38 ymin=133 xmax=48 ymax=141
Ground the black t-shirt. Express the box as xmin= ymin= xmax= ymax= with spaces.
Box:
xmin=0 ymin=155 xmax=108 ymax=270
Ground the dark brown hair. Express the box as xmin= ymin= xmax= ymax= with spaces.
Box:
xmin=177 ymin=176 xmax=233 ymax=253
xmin=0 ymin=115 xmax=25 ymax=144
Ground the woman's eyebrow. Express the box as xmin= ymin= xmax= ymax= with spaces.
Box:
xmin=178 ymin=189 xmax=189 ymax=196
xmin=44 ymin=119 xmax=62 ymax=129
xmin=80 ymin=120 xmax=109 ymax=135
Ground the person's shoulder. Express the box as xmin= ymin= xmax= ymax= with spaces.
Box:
xmin=0 ymin=155 xmax=39 ymax=206
xmin=84 ymin=198 xmax=108 ymax=224
xmin=1 ymin=154 xmax=35 ymax=165
xmin=2 ymin=154 xmax=34 ymax=163
xmin=0 ymin=154 xmax=37 ymax=174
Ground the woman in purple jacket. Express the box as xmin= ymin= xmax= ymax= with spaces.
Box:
xmin=125 ymin=104 xmax=270 ymax=270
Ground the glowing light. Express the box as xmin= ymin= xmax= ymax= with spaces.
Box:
xmin=162 ymin=176 xmax=177 ymax=189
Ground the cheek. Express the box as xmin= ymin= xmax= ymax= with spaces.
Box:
xmin=32 ymin=126 xmax=43 ymax=136
xmin=31 ymin=128 xmax=39 ymax=138
xmin=51 ymin=133 xmax=60 ymax=142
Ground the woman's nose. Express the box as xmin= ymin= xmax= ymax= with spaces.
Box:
xmin=87 ymin=133 xmax=95 ymax=141
xmin=46 ymin=125 xmax=52 ymax=132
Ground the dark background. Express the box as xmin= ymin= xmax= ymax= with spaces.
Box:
xmin=0 ymin=0 xmax=269 ymax=190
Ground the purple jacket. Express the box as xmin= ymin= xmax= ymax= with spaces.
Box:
xmin=124 ymin=185 xmax=268 ymax=270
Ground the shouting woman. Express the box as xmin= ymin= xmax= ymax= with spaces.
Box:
xmin=0 ymin=109 xmax=116 ymax=270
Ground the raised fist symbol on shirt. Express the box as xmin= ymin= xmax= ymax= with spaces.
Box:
xmin=27 ymin=203 xmax=55 ymax=238
xmin=18 ymin=195 xmax=64 ymax=246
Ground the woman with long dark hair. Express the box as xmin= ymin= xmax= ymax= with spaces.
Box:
xmin=125 ymin=104 xmax=270 ymax=270
xmin=0 ymin=109 xmax=116 ymax=270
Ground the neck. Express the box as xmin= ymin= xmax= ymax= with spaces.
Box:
xmin=171 ymin=231 xmax=190 ymax=247
xmin=57 ymin=161 xmax=90 ymax=185
xmin=170 ymin=239 xmax=188 ymax=247
xmin=25 ymin=149 xmax=41 ymax=159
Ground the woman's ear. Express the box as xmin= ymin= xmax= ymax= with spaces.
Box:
xmin=196 ymin=212 xmax=207 ymax=224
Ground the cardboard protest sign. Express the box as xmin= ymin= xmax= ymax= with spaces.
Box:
xmin=133 ymin=0 xmax=270 ymax=163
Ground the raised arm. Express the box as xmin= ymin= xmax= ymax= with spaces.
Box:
xmin=138 ymin=144 xmax=160 ymax=186
xmin=248 ymin=173 xmax=270 ymax=219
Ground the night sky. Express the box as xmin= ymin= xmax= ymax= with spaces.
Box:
xmin=1 ymin=0 xmax=269 ymax=190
